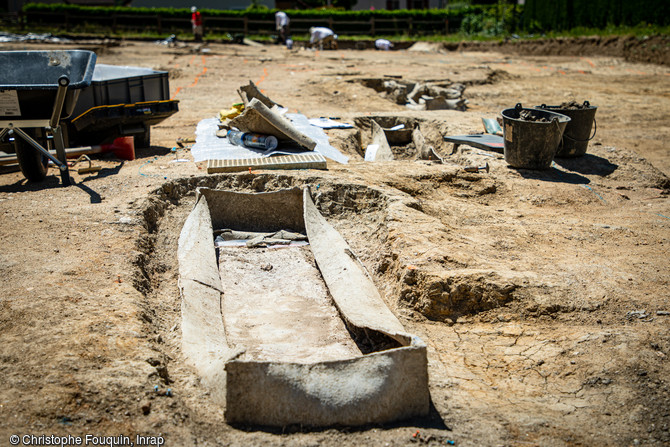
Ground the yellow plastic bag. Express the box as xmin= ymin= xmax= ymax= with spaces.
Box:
xmin=219 ymin=102 xmax=245 ymax=121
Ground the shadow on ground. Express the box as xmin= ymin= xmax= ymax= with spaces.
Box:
xmin=554 ymin=153 xmax=618 ymax=176
xmin=512 ymin=166 xmax=590 ymax=184
xmin=135 ymin=145 xmax=175 ymax=159
xmin=0 ymin=162 xmax=123 ymax=203
xmin=0 ymin=175 xmax=63 ymax=193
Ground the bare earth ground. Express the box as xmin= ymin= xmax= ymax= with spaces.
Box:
xmin=0 ymin=38 xmax=669 ymax=447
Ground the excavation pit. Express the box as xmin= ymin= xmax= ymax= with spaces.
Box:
xmin=353 ymin=77 xmax=468 ymax=111
xmin=354 ymin=115 xmax=450 ymax=161
xmin=177 ymin=184 xmax=430 ymax=427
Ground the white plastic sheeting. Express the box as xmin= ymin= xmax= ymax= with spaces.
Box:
xmin=191 ymin=115 xmax=349 ymax=164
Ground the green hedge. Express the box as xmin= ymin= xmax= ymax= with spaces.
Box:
xmin=22 ymin=3 xmax=501 ymax=36
xmin=522 ymin=0 xmax=670 ymax=31
xmin=22 ymin=3 xmax=488 ymax=20
xmin=22 ymin=2 xmax=670 ymax=36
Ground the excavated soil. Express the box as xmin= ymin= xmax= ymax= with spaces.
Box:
xmin=1 ymin=37 xmax=669 ymax=447
xmin=455 ymin=34 xmax=670 ymax=67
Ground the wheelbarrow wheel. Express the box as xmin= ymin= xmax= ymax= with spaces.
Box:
xmin=14 ymin=136 xmax=49 ymax=182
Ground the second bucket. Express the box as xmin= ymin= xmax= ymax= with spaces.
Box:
xmin=536 ymin=101 xmax=597 ymax=158
xmin=501 ymin=103 xmax=571 ymax=170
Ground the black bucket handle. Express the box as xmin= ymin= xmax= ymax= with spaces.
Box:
xmin=539 ymin=101 xmax=597 ymax=143
xmin=564 ymin=118 xmax=597 ymax=143
xmin=552 ymin=116 xmax=562 ymax=135
xmin=539 ymin=100 xmax=591 ymax=110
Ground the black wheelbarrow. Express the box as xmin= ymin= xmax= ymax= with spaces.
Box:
xmin=0 ymin=50 xmax=97 ymax=185
xmin=67 ymin=63 xmax=179 ymax=149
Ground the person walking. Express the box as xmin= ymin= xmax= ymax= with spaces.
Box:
xmin=275 ymin=11 xmax=290 ymax=45
xmin=191 ymin=6 xmax=203 ymax=42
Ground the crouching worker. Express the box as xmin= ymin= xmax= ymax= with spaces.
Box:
xmin=309 ymin=26 xmax=338 ymax=50
xmin=375 ymin=38 xmax=393 ymax=51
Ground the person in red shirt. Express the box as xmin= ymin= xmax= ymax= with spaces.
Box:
xmin=191 ymin=6 xmax=203 ymax=42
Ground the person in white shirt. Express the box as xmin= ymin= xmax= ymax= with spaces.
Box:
xmin=375 ymin=38 xmax=393 ymax=51
xmin=309 ymin=26 xmax=338 ymax=50
xmin=275 ymin=11 xmax=290 ymax=44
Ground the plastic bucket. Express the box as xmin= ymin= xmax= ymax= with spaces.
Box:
xmin=501 ymin=103 xmax=571 ymax=170
xmin=536 ymin=101 xmax=597 ymax=157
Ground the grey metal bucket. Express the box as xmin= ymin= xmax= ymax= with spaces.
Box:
xmin=536 ymin=102 xmax=597 ymax=158
xmin=502 ymin=103 xmax=571 ymax=170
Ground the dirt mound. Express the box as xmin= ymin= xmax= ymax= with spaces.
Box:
xmin=407 ymin=41 xmax=447 ymax=53
xmin=458 ymin=35 xmax=670 ymax=66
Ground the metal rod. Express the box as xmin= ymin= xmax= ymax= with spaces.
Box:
xmin=0 ymin=146 xmax=107 ymax=166
xmin=49 ymin=76 xmax=70 ymax=130
xmin=10 ymin=126 xmax=64 ymax=168
xmin=51 ymin=125 xmax=71 ymax=185
xmin=0 ymin=119 xmax=50 ymax=128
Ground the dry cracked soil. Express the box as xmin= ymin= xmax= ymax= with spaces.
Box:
xmin=0 ymin=37 xmax=669 ymax=447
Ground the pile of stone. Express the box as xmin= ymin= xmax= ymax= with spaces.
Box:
xmin=358 ymin=78 xmax=468 ymax=111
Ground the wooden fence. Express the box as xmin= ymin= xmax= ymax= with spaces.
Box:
xmin=24 ymin=11 xmax=459 ymax=37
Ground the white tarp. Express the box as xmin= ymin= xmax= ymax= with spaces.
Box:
xmin=191 ymin=115 xmax=349 ymax=164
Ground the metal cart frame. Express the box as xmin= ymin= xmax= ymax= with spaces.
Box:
xmin=0 ymin=75 xmax=73 ymax=185
xmin=1 ymin=50 xmax=178 ymax=185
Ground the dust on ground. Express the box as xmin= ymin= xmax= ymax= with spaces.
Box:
xmin=0 ymin=37 xmax=669 ymax=447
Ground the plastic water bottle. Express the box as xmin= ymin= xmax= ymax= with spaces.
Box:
xmin=243 ymin=133 xmax=278 ymax=150
xmin=227 ymin=130 xmax=278 ymax=150
xmin=226 ymin=130 xmax=245 ymax=146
